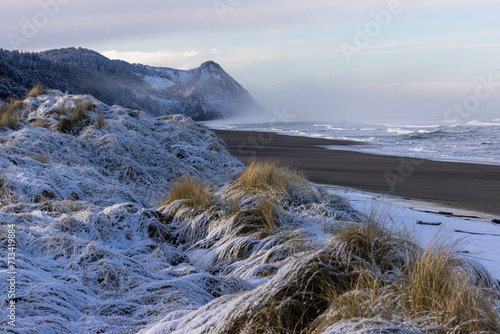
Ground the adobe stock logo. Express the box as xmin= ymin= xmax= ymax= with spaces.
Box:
xmin=213 ymin=0 xmax=244 ymax=21
xmin=340 ymin=0 xmax=410 ymax=64
xmin=443 ymin=74 xmax=500 ymax=121
xmin=8 ymin=0 xmax=71 ymax=49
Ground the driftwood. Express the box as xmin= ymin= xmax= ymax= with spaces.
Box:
xmin=416 ymin=221 xmax=442 ymax=226
xmin=417 ymin=209 xmax=479 ymax=219
xmin=455 ymin=230 xmax=500 ymax=237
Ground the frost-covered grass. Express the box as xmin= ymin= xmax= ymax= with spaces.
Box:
xmin=151 ymin=163 xmax=500 ymax=333
xmin=160 ymin=177 xmax=218 ymax=211
xmin=0 ymin=90 xmax=499 ymax=333
xmin=0 ymin=100 xmax=23 ymax=130
xmin=0 ymin=90 xmax=244 ymax=333
xmin=26 ymin=84 xmax=47 ymax=98
xmin=226 ymin=160 xmax=322 ymax=206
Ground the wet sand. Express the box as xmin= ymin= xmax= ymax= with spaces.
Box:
xmin=214 ymin=129 xmax=500 ymax=217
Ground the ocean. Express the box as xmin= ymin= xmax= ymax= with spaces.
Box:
xmin=207 ymin=119 xmax=500 ymax=165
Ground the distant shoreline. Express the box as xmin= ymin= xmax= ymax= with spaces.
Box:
xmin=214 ymin=129 xmax=500 ymax=217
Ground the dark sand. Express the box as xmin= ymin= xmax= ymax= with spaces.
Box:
xmin=214 ymin=129 xmax=500 ymax=217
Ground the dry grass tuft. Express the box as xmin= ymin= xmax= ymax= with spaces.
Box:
xmin=330 ymin=217 xmax=418 ymax=272
xmin=229 ymin=196 xmax=283 ymax=236
xmin=227 ymin=161 xmax=321 ymax=207
xmin=234 ymin=161 xmax=303 ymax=193
xmin=32 ymin=119 xmax=52 ymax=129
xmin=161 ymin=177 xmax=218 ymax=211
xmin=223 ymin=245 xmax=359 ymax=333
xmin=307 ymin=236 xmax=500 ymax=333
xmin=0 ymin=100 xmax=23 ymax=130
xmin=33 ymin=153 xmax=50 ymax=164
xmin=0 ymin=174 xmax=17 ymax=206
xmin=76 ymin=101 xmax=96 ymax=112
xmin=54 ymin=103 xmax=90 ymax=135
xmin=26 ymin=84 xmax=47 ymax=98
xmin=396 ymin=241 xmax=500 ymax=333
xmin=94 ymin=114 xmax=106 ymax=128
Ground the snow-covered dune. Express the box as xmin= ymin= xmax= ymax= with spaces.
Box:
xmin=0 ymin=90 xmax=245 ymax=332
xmin=1 ymin=90 xmax=499 ymax=333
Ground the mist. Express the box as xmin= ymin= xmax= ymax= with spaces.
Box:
xmin=248 ymin=78 xmax=500 ymax=125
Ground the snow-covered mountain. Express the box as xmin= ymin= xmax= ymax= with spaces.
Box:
xmin=0 ymin=47 xmax=265 ymax=120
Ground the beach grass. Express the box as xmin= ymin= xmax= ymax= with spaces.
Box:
xmin=0 ymin=100 xmax=23 ymax=130
xmin=26 ymin=84 xmax=47 ymax=98
xmin=161 ymin=176 xmax=218 ymax=211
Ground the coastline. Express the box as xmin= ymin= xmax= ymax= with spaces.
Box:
xmin=214 ymin=129 xmax=500 ymax=217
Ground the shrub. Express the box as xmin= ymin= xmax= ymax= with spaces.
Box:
xmin=0 ymin=100 xmax=23 ymax=130
xmin=161 ymin=177 xmax=217 ymax=211
xmin=26 ymin=84 xmax=47 ymax=98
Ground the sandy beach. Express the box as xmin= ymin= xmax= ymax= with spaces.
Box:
xmin=214 ymin=129 xmax=500 ymax=216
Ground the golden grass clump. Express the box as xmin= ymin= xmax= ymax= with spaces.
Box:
xmin=70 ymin=103 xmax=89 ymax=122
xmin=0 ymin=100 xmax=23 ymax=130
xmin=228 ymin=196 xmax=283 ymax=236
xmin=330 ymin=217 xmax=418 ymax=272
xmin=161 ymin=177 xmax=218 ymax=211
xmin=396 ymin=242 xmax=500 ymax=333
xmin=32 ymin=119 xmax=52 ymax=129
xmin=222 ymin=245 xmax=358 ymax=334
xmin=76 ymin=101 xmax=96 ymax=112
xmin=54 ymin=103 xmax=90 ymax=135
xmin=306 ymin=237 xmax=500 ymax=334
xmin=26 ymin=84 xmax=47 ymax=98
xmin=227 ymin=161 xmax=321 ymax=207
xmin=234 ymin=161 xmax=304 ymax=193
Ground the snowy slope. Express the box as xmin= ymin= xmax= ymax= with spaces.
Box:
xmin=0 ymin=90 xmax=245 ymax=332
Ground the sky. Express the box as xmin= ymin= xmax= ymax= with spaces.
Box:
xmin=1 ymin=0 xmax=500 ymax=123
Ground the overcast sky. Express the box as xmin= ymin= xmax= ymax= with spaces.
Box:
xmin=2 ymin=0 xmax=500 ymax=123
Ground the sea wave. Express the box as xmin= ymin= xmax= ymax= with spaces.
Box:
xmin=466 ymin=120 xmax=500 ymax=127
xmin=386 ymin=128 xmax=415 ymax=135
xmin=205 ymin=120 xmax=500 ymax=164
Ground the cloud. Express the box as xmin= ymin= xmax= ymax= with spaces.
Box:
xmin=364 ymin=43 xmax=500 ymax=56
xmin=2 ymin=0 xmax=499 ymax=50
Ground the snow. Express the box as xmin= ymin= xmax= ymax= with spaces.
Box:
xmin=326 ymin=186 xmax=500 ymax=280
xmin=0 ymin=90 xmax=244 ymax=333
xmin=150 ymin=66 xmax=194 ymax=83
xmin=141 ymin=75 xmax=176 ymax=91
xmin=0 ymin=90 xmax=498 ymax=333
